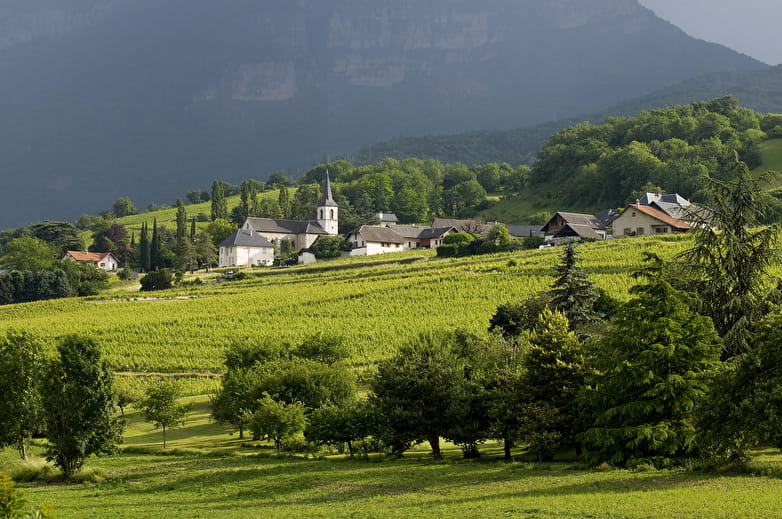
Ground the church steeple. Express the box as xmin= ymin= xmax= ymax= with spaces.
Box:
xmin=317 ymin=169 xmax=339 ymax=235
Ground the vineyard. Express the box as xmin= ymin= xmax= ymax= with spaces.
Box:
xmin=0 ymin=235 xmax=705 ymax=377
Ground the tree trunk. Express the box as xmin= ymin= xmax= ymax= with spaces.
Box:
xmin=239 ymin=422 xmax=244 ymax=439
xmin=347 ymin=440 xmax=354 ymax=457
xmin=275 ymin=439 xmax=281 ymax=455
xmin=429 ymin=436 xmax=442 ymax=460
xmin=18 ymin=441 xmax=27 ymax=461
xmin=163 ymin=425 xmax=167 ymax=448
xmin=504 ymin=437 xmax=513 ymax=460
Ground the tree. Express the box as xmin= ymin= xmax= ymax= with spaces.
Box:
xmin=676 ymin=157 xmax=779 ymax=358
xmin=91 ymin=223 xmax=130 ymax=263
xmin=547 ymin=242 xmax=601 ymax=332
xmin=205 ymin=219 xmax=236 ymax=247
xmin=0 ymin=330 xmax=45 ymax=460
xmin=486 ymin=224 xmax=514 ymax=252
xmin=150 ymin=218 xmax=162 ymax=270
xmin=278 ymin=187 xmax=291 ymax=218
xmin=175 ymin=198 xmax=187 ymax=242
xmin=211 ymin=181 xmax=228 ymax=221
xmin=28 ymin=221 xmax=84 ymax=254
xmin=309 ymin=236 xmax=346 ymax=259
xmin=211 ymin=367 xmax=265 ymax=439
xmin=305 ymin=401 xmax=373 ymax=456
xmin=41 ymin=335 xmax=123 ymax=481
xmin=186 ymin=190 xmax=210 ymax=204
xmin=139 ymin=222 xmax=151 ymax=272
xmin=489 ymin=296 xmax=549 ymax=338
xmin=139 ymin=380 xmax=190 ymax=448
xmin=580 ymin=261 xmax=722 ymax=467
xmin=0 ymin=237 xmax=59 ymax=272
xmin=371 ymin=332 xmax=470 ymax=459
xmin=139 ymin=270 xmax=173 ymax=291
xmin=521 ymin=308 xmax=586 ymax=457
xmin=194 ymin=232 xmax=217 ymax=271
xmin=267 ymin=172 xmax=290 ymax=188
xmin=112 ymin=197 xmax=137 ymax=218
xmin=244 ymin=394 xmax=307 ymax=455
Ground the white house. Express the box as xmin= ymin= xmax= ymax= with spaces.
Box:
xmin=611 ymin=204 xmax=690 ymax=237
xmin=345 ymin=225 xmax=406 ymax=256
xmin=218 ymin=229 xmax=275 ymax=267
xmin=62 ymin=251 xmax=120 ymax=272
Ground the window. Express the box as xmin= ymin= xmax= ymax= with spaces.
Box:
xmin=636 ymin=227 xmax=645 ymax=235
xmin=631 ymin=212 xmax=636 ymax=217
xmin=330 ymin=209 xmax=334 ymax=219
xmin=655 ymin=227 xmax=668 ymax=234
xmin=624 ymin=228 xmax=632 ymax=236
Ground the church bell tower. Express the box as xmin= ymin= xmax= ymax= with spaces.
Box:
xmin=317 ymin=170 xmax=339 ymax=235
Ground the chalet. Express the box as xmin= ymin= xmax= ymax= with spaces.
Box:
xmin=63 ymin=251 xmax=120 ymax=272
xmin=218 ymin=229 xmax=275 ymax=267
xmin=611 ymin=204 xmax=690 ymax=237
xmin=542 ymin=212 xmax=606 ymax=242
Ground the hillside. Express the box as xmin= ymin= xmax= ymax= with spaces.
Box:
xmin=0 ymin=235 xmax=696 ymax=375
xmin=0 ymin=0 xmax=763 ymax=228
xmin=353 ymin=65 xmax=782 ymax=167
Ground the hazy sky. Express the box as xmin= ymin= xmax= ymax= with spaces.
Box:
xmin=639 ymin=0 xmax=782 ymax=65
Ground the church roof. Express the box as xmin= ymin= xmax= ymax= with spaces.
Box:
xmin=319 ymin=170 xmax=338 ymax=207
xmin=244 ymin=217 xmax=330 ymax=235
xmin=218 ymin=229 xmax=275 ymax=248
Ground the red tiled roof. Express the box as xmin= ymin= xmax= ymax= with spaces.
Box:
xmin=628 ymin=204 xmax=690 ymax=230
xmin=64 ymin=251 xmax=115 ymax=262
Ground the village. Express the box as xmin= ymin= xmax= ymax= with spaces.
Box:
xmin=213 ymin=172 xmax=694 ymax=268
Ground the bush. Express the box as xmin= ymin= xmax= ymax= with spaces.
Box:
xmin=140 ymin=270 xmax=174 ymax=291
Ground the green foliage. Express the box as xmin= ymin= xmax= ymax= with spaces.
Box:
xmin=41 ymin=335 xmax=124 ymax=481
xmin=305 ymin=401 xmax=374 ymax=456
xmin=244 ymin=394 xmax=307 ymax=455
xmin=522 ymin=309 xmax=586 ymax=455
xmin=0 ymin=473 xmax=28 ymax=519
xmin=581 ymin=263 xmax=722 ymax=467
xmin=371 ymin=332 xmax=472 ymax=459
xmin=112 ymin=198 xmax=137 ymax=218
xmin=139 ymin=270 xmax=174 ymax=292
xmin=138 ymin=380 xmax=190 ymax=448
xmin=0 ymin=330 xmax=44 ymax=460
xmin=676 ymin=158 xmax=779 ymax=358
xmin=294 ymin=333 xmax=350 ymax=365
xmin=211 ymin=181 xmax=228 ymax=222
xmin=489 ymin=296 xmax=549 ymax=338
xmin=0 ymin=238 xmax=59 ymax=273
xmin=310 ymin=236 xmax=346 ymax=259
xmin=27 ymin=222 xmax=84 ymax=255
xmin=548 ymin=242 xmax=601 ymax=331
xmin=204 ymin=219 xmax=236 ymax=248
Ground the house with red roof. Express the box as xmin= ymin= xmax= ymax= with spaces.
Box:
xmin=611 ymin=203 xmax=690 ymax=237
xmin=63 ymin=251 xmax=120 ymax=272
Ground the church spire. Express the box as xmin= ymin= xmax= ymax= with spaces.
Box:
xmin=320 ymin=169 xmax=338 ymax=207
xmin=317 ymin=169 xmax=339 ymax=235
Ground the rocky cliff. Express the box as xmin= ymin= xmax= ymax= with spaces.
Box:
xmin=0 ymin=0 xmax=764 ymax=226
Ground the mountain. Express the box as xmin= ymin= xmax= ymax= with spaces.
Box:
xmin=0 ymin=0 xmax=763 ymax=228
xmin=354 ymin=65 xmax=782 ymax=167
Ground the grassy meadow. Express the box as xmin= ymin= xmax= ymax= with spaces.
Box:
xmin=4 ymin=235 xmax=782 ymax=517
xmin=5 ymin=394 xmax=782 ymax=519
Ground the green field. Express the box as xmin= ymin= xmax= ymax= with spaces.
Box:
xmin=4 ymin=395 xmax=782 ymax=519
xmin=0 ymin=236 xmax=693 ymax=376
xmin=4 ymin=235 xmax=782 ymax=517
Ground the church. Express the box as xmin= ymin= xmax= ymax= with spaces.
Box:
xmin=218 ymin=172 xmax=339 ymax=267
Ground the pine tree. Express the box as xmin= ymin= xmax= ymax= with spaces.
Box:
xmin=190 ymin=217 xmax=196 ymax=239
xmin=522 ymin=308 xmax=586 ymax=457
xmin=676 ymin=157 xmax=779 ymax=359
xmin=581 ymin=258 xmax=722 ymax=467
xmin=548 ymin=242 xmax=601 ymax=331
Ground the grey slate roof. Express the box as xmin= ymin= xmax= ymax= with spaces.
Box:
xmin=244 ymin=217 xmax=330 ymax=235
xmin=507 ymin=225 xmax=544 ymax=238
xmin=377 ymin=212 xmax=399 ymax=223
xmin=431 ymin=218 xmax=497 ymax=236
xmin=347 ymin=225 xmax=406 ymax=244
xmin=219 ymin=229 xmax=275 ymax=248
xmin=319 ymin=170 xmax=338 ymax=207
xmin=560 ymin=224 xmax=604 ymax=240
xmin=556 ymin=212 xmax=601 ymax=227
xmin=386 ymin=225 xmax=456 ymax=240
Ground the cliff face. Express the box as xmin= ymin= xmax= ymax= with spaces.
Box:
xmin=0 ymin=0 xmax=764 ymax=226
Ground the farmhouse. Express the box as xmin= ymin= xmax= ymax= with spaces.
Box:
xmin=345 ymin=225 xmax=406 ymax=256
xmin=62 ymin=251 xmax=120 ymax=272
xmin=611 ymin=204 xmax=690 ymax=237
xmin=541 ymin=212 xmax=607 ymax=242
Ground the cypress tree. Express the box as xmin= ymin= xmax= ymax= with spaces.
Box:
xmin=150 ymin=218 xmax=161 ymax=270
xmin=139 ymin=222 xmax=151 ymax=273
xmin=211 ymin=181 xmax=227 ymax=221
xmin=278 ymin=187 xmax=290 ymax=219
xmin=175 ymin=198 xmax=187 ymax=242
